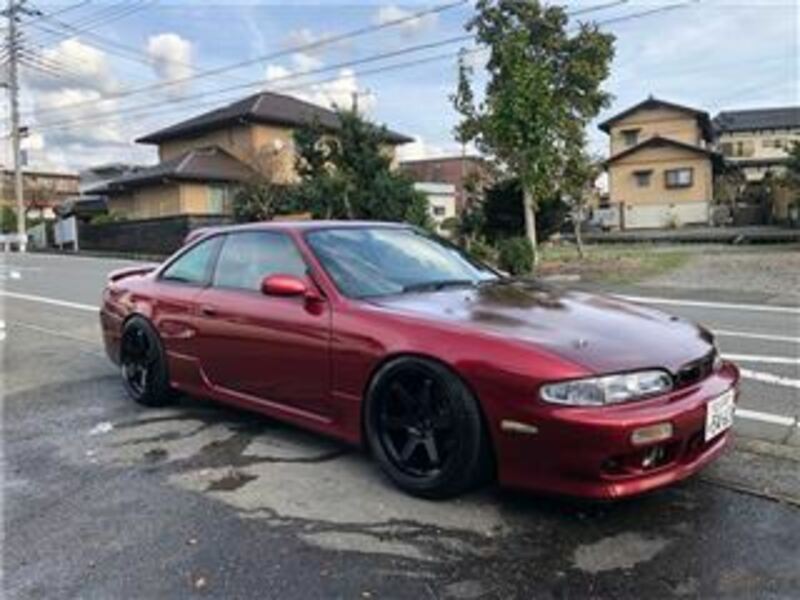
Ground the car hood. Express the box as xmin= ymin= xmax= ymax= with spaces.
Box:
xmin=365 ymin=280 xmax=713 ymax=374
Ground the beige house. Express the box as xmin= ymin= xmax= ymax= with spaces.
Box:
xmin=714 ymin=107 xmax=799 ymax=222
xmin=714 ymin=107 xmax=800 ymax=182
xmin=599 ymin=97 xmax=720 ymax=229
xmin=100 ymin=92 xmax=411 ymax=219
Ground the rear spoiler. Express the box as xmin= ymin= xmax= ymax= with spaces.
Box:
xmin=107 ymin=264 xmax=158 ymax=283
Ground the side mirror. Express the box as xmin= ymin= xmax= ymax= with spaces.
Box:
xmin=261 ymin=274 xmax=308 ymax=297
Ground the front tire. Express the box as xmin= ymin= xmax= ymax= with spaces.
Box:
xmin=120 ymin=316 xmax=175 ymax=407
xmin=364 ymin=357 xmax=493 ymax=499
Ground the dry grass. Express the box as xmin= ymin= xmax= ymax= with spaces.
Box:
xmin=536 ymin=244 xmax=692 ymax=284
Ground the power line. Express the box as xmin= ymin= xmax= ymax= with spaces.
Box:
xmin=32 ymin=34 xmax=474 ymax=131
xmin=28 ymin=8 xmax=250 ymax=85
xmin=24 ymin=0 xmax=151 ymax=44
xmin=25 ymin=0 xmax=697 ymax=138
xmin=22 ymin=0 xmax=470 ymax=120
xmin=31 ymin=47 xmax=482 ymax=137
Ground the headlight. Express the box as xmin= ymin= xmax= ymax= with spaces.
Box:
xmin=540 ymin=370 xmax=673 ymax=406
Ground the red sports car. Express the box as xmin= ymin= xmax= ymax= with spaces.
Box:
xmin=100 ymin=221 xmax=739 ymax=499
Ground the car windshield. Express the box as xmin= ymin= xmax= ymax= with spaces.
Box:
xmin=305 ymin=227 xmax=499 ymax=298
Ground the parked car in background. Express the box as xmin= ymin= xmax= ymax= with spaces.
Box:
xmin=100 ymin=221 xmax=739 ymax=499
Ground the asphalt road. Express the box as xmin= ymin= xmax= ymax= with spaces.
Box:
xmin=3 ymin=252 xmax=800 ymax=599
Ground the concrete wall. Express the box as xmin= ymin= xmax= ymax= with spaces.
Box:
xmin=78 ymin=214 xmax=233 ymax=256
xmin=609 ymin=107 xmax=705 ymax=156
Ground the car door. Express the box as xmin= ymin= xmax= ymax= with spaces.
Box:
xmin=151 ymin=235 xmax=223 ymax=361
xmin=193 ymin=230 xmax=331 ymax=418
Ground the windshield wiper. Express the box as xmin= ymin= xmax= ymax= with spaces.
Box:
xmin=402 ymin=279 xmax=476 ymax=293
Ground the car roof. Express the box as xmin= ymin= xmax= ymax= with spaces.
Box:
xmin=183 ymin=220 xmax=412 ymax=245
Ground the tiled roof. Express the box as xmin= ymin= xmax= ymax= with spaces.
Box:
xmin=713 ymin=106 xmax=800 ymax=133
xmin=137 ymin=91 xmax=412 ymax=145
xmin=599 ymin=96 xmax=713 ymax=140
xmin=102 ymin=147 xmax=255 ymax=191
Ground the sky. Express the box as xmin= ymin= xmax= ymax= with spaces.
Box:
xmin=3 ymin=0 xmax=798 ymax=173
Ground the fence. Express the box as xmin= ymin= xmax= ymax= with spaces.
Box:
xmin=77 ymin=214 xmax=234 ymax=256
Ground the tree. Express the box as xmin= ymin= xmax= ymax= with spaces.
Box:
xmin=289 ymin=109 xmax=431 ymax=227
xmin=452 ymin=0 xmax=614 ymax=263
xmin=561 ymin=151 xmax=602 ymax=258
xmin=481 ymin=178 xmax=567 ymax=244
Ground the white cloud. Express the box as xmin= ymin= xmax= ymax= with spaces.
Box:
xmin=146 ymin=33 xmax=194 ymax=98
xmin=26 ymin=38 xmax=117 ymax=94
xmin=284 ymin=28 xmax=352 ymax=55
xmin=373 ymin=4 xmax=438 ymax=37
xmin=265 ymin=61 xmax=374 ymax=112
xmin=395 ymin=135 xmax=466 ymax=162
xmin=291 ymin=52 xmax=324 ymax=73
xmin=265 ymin=64 xmax=292 ymax=83
xmin=35 ymin=89 xmax=125 ymax=146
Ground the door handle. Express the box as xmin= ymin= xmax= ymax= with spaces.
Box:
xmin=199 ymin=304 xmax=217 ymax=317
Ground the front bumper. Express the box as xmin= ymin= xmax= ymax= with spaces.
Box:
xmin=494 ymin=362 xmax=740 ymax=499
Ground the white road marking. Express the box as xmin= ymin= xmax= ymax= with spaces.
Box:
xmin=0 ymin=290 xmax=96 ymax=312
xmin=714 ymin=329 xmax=800 ymax=344
xmin=739 ymin=368 xmax=800 ymax=390
xmin=618 ymin=294 xmax=800 ymax=315
xmin=723 ymin=353 xmax=799 ymax=366
xmin=0 ymin=319 xmax=5 ymax=342
xmin=735 ymin=407 xmax=796 ymax=428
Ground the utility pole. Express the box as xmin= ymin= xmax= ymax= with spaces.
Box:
xmin=3 ymin=0 xmax=35 ymax=251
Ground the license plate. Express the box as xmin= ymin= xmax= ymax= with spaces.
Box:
xmin=705 ymin=389 xmax=735 ymax=442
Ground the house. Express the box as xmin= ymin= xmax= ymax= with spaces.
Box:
xmin=0 ymin=168 xmax=79 ymax=220
xmin=401 ymin=155 xmax=492 ymax=214
xmin=599 ymin=97 xmax=721 ymax=230
xmin=713 ymin=106 xmax=800 ymax=181
xmin=413 ymin=182 xmax=457 ymax=234
xmin=713 ymin=107 xmax=799 ymax=222
xmin=99 ymin=91 xmax=412 ymax=219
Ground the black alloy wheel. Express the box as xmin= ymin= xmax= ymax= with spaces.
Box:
xmin=365 ymin=357 xmax=493 ymax=499
xmin=120 ymin=317 xmax=174 ymax=407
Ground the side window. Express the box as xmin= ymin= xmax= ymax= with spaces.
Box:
xmin=161 ymin=236 xmax=222 ymax=285
xmin=212 ymin=231 xmax=307 ymax=291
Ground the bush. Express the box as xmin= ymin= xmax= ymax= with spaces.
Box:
xmin=468 ymin=238 xmax=496 ymax=264
xmin=1 ymin=206 xmax=17 ymax=233
xmin=498 ymin=236 xmax=534 ymax=275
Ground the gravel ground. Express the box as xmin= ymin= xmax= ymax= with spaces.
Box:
xmin=643 ymin=245 xmax=800 ymax=301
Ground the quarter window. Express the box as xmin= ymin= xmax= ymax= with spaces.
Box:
xmin=665 ymin=168 xmax=694 ymax=188
xmin=161 ymin=236 xmax=222 ymax=285
xmin=212 ymin=231 xmax=307 ymax=291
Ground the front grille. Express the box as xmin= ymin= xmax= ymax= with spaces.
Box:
xmin=674 ymin=351 xmax=716 ymax=388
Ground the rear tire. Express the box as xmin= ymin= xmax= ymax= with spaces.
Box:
xmin=120 ymin=316 xmax=175 ymax=407
xmin=364 ymin=357 xmax=493 ymax=499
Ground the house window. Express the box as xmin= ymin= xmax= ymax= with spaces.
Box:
xmin=665 ymin=168 xmax=693 ymax=188
xmin=734 ymin=141 xmax=755 ymax=157
xmin=432 ymin=205 xmax=446 ymax=217
xmin=719 ymin=142 xmax=733 ymax=156
xmin=762 ymin=138 xmax=786 ymax=149
xmin=633 ymin=170 xmax=652 ymax=187
xmin=208 ymin=184 xmax=230 ymax=214
xmin=621 ymin=129 xmax=640 ymax=146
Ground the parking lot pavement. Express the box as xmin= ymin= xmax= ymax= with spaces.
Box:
xmin=3 ymin=253 xmax=800 ymax=598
